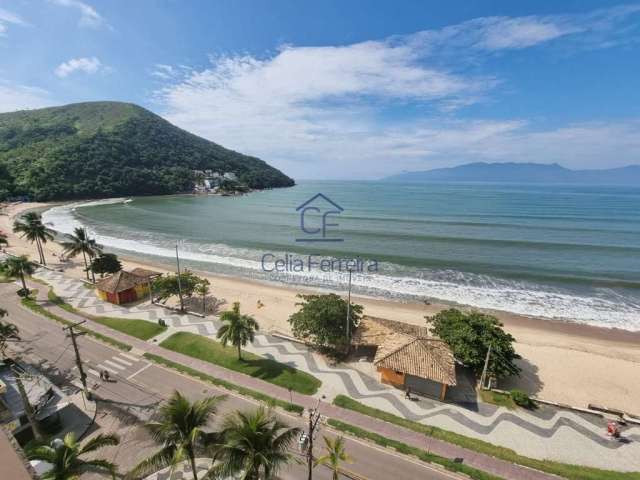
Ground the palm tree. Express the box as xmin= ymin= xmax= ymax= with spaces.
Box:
xmin=13 ymin=212 xmax=54 ymax=265
xmin=195 ymin=279 xmax=210 ymax=315
xmin=315 ymin=436 xmax=352 ymax=480
xmin=207 ymin=407 xmax=300 ymax=480
xmin=1 ymin=255 xmax=36 ymax=294
xmin=0 ymin=309 xmax=20 ymax=359
xmin=216 ymin=302 xmax=259 ymax=360
xmin=60 ymin=227 xmax=102 ymax=282
xmin=130 ymin=390 xmax=223 ymax=480
xmin=27 ymin=432 xmax=120 ymax=480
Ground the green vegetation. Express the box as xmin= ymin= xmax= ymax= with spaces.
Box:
xmin=0 ymin=101 xmax=294 ymax=201
xmin=143 ymin=352 xmax=304 ymax=414
xmin=327 ymin=419 xmax=502 ymax=480
xmin=60 ymin=227 xmax=102 ymax=282
xmin=427 ymin=308 xmax=521 ymax=378
xmin=160 ymin=331 xmax=320 ymax=395
xmin=153 ymin=270 xmax=208 ymax=306
xmin=332 ymin=395 xmax=640 ymax=480
xmin=1 ymin=255 xmax=35 ymax=294
xmin=510 ymin=389 xmax=536 ymax=409
xmin=0 ymin=308 xmax=20 ymax=359
xmin=131 ymin=390 xmax=223 ymax=480
xmin=288 ymin=293 xmax=362 ymax=353
xmin=217 ymin=302 xmax=259 ymax=360
xmin=13 ymin=212 xmax=54 ymax=265
xmin=479 ymin=389 xmax=516 ymax=409
xmin=89 ymin=252 xmax=122 ymax=277
xmin=21 ymin=291 xmax=132 ymax=351
xmin=47 ymin=289 xmax=165 ymax=340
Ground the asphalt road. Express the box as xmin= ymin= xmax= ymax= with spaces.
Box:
xmin=0 ymin=282 xmax=464 ymax=480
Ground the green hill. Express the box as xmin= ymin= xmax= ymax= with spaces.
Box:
xmin=0 ymin=101 xmax=294 ymax=200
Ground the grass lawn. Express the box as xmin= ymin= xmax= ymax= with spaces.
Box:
xmin=333 ymin=395 xmax=640 ymax=480
xmin=21 ymin=291 xmax=132 ymax=351
xmin=47 ymin=289 xmax=166 ymax=341
xmin=160 ymin=331 xmax=321 ymax=395
xmin=479 ymin=389 xmax=516 ymax=409
xmin=143 ymin=352 xmax=304 ymax=414
xmin=328 ymin=419 xmax=502 ymax=480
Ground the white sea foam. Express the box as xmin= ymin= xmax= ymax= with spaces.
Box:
xmin=43 ymin=200 xmax=640 ymax=331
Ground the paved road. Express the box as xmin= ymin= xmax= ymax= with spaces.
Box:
xmin=1 ymin=282 xmax=463 ymax=480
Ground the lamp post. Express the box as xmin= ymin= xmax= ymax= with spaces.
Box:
xmin=175 ymin=242 xmax=184 ymax=312
xmin=346 ymin=269 xmax=352 ymax=352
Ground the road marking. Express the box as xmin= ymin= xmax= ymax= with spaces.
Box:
xmin=126 ymin=362 xmax=152 ymax=380
xmin=103 ymin=359 xmax=126 ymax=370
xmin=119 ymin=352 xmax=140 ymax=362
xmin=88 ymin=368 xmax=100 ymax=378
xmin=110 ymin=356 xmax=133 ymax=367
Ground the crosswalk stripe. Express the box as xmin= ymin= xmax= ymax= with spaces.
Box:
xmin=88 ymin=368 xmax=100 ymax=377
xmin=110 ymin=356 xmax=133 ymax=367
xmin=103 ymin=359 xmax=126 ymax=370
xmin=119 ymin=352 xmax=140 ymax=362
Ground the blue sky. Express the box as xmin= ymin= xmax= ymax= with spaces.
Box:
xmin=3 ymin=1 xmax=640 ymax=179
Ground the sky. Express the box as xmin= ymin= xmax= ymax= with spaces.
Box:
xmin=3 ymin=0 xmax=640 ymax=179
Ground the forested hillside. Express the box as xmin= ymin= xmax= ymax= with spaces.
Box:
xmin=0 ymin=101 xmax=294 ymax=200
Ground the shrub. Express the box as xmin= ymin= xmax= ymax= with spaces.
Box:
xmin=510 ymin=389 xmax=536 ymax=409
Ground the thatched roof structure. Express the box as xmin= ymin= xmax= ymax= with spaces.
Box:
xmin=351 ymin=316 xmax=429 ymax=347
xmin=95 ymin=270 xmax=148 ymax=294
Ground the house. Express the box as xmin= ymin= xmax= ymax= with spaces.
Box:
xmin=95 ymin=268 xmax=161 ymax=305
xmin=373 ymin=333 xmax=456 ymax=401
xmin=351 ymin=316 xmax=429 ymax=356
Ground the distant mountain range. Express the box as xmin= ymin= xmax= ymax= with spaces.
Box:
xmin=0 ymin=101 xmax=294 ymax=201
xmin=383 ymin=162 xmax=640 ymax=185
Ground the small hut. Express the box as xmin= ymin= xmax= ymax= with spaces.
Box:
xmin=95 ymin=269 xmax=161 ymax=305
xmin=373 ymin=333 xmax=456 ymax=401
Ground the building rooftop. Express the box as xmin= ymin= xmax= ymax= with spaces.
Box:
xmin=95 ymin=270 xmax=151 ymax=294
xmin=374 ymin=334 xmax=457 ymax=386
xmin=351 ymin=316 xmax=429 ymax=347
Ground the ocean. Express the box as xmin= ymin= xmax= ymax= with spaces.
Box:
xmin=42 ymin=181 xmax=640 ymax=331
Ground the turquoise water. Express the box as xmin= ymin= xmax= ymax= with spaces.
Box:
xmin=43 ymin=181 xmax=640 ymax=330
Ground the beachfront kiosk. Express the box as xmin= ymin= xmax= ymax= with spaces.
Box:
xmin=95 ymin=268 xmax=161 ymax=305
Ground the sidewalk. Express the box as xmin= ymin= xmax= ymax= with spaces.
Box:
xmin=18 ymin=277 xmax=556 ymax=480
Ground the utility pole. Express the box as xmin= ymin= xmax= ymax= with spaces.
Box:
xmin=175 ymin=242 xmax=184 ymax=312
xmin=302 ymin=395 xmax=325 ymax=480
xmin=12 ymin=367 xmax=43 ymax=440
xmin=345 ymin=269 xmax=352 ymax=353
xmin=480 ymin=343 xmax=492 ymax=390
xmin=64 ymin=321 xmax=90 ymax=399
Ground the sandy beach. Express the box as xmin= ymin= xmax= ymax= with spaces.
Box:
xmin=2 ymin=201 xmax=639 ymax=413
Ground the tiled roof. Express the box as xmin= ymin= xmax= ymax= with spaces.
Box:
xmin=129 ymin=267 xmax=162 ymax=278
xmin=374 ymin=334 xmax=457 ymax=386
xmin=95 ymin=270 xmax=147 ymax=294
xmin=351 ymin=316 xmax=429 ymax=347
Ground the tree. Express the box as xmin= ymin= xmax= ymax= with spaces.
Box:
xmin=60 ymin=227 xmax=102 ymax=282
xmin=216 ymin=302 xmax=259 ymax=360
xmin=194 ymin=278 xmax=210 ymax=315
xmin=288 ymin=294 xmax=362 ymax=352
xmin=89 ymin=253 xmax=122 ymax=278
xmin=0 ymin=308 xmax=19 ymax=359
xmin=130 ymin=390 xmax=223 ymax=480
xmin=27 ymin=432 xmax=120 ymax=480
xmin=1 ymin=255 xmax=36 ymax=294
xmin=207 ymin=407 xmax=300 ymax=480
xmin=427 ymin=309 xmax=521 ymax=379
xmin=12 ymin=212 xmax=54 ymax=265
xmin=152 ymin=271 xmax=207 ymax=304
xmin=315 ymin=436 xmax=352 ymax=480
xmin=0 ymin=231 xmax=8 ymax=247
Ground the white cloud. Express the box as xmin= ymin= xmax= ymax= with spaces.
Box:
xmin=0 ymin=82 xmax=51 ymax=113
xmin=49 ymin=0 xmax=104 ymax=29
xmin=154 ymin=5 xmax=640 ymax=179
xmin=54 ymin=56 xmax=102 ymax=77
xmin=0 ymin=7 xmax=27 ymax=37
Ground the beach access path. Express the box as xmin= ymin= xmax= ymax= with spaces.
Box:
xmin=24 ymin=267 xmax=640 ymax=473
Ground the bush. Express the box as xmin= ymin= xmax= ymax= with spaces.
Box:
xmin=510 ymin=389 xmax=536 ymax=409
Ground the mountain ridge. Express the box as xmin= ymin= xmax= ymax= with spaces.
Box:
xmin=383 ymin=162 xmax=640 ymax=185
xmin=0 ymin=101 xmax=294 ymax=200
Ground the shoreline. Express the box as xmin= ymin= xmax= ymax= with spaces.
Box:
xmin=2 ymin=200 xmax=640 ymax=411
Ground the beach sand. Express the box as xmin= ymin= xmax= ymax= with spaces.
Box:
xmin=2 ymin=201 xmax=639 ymax=413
